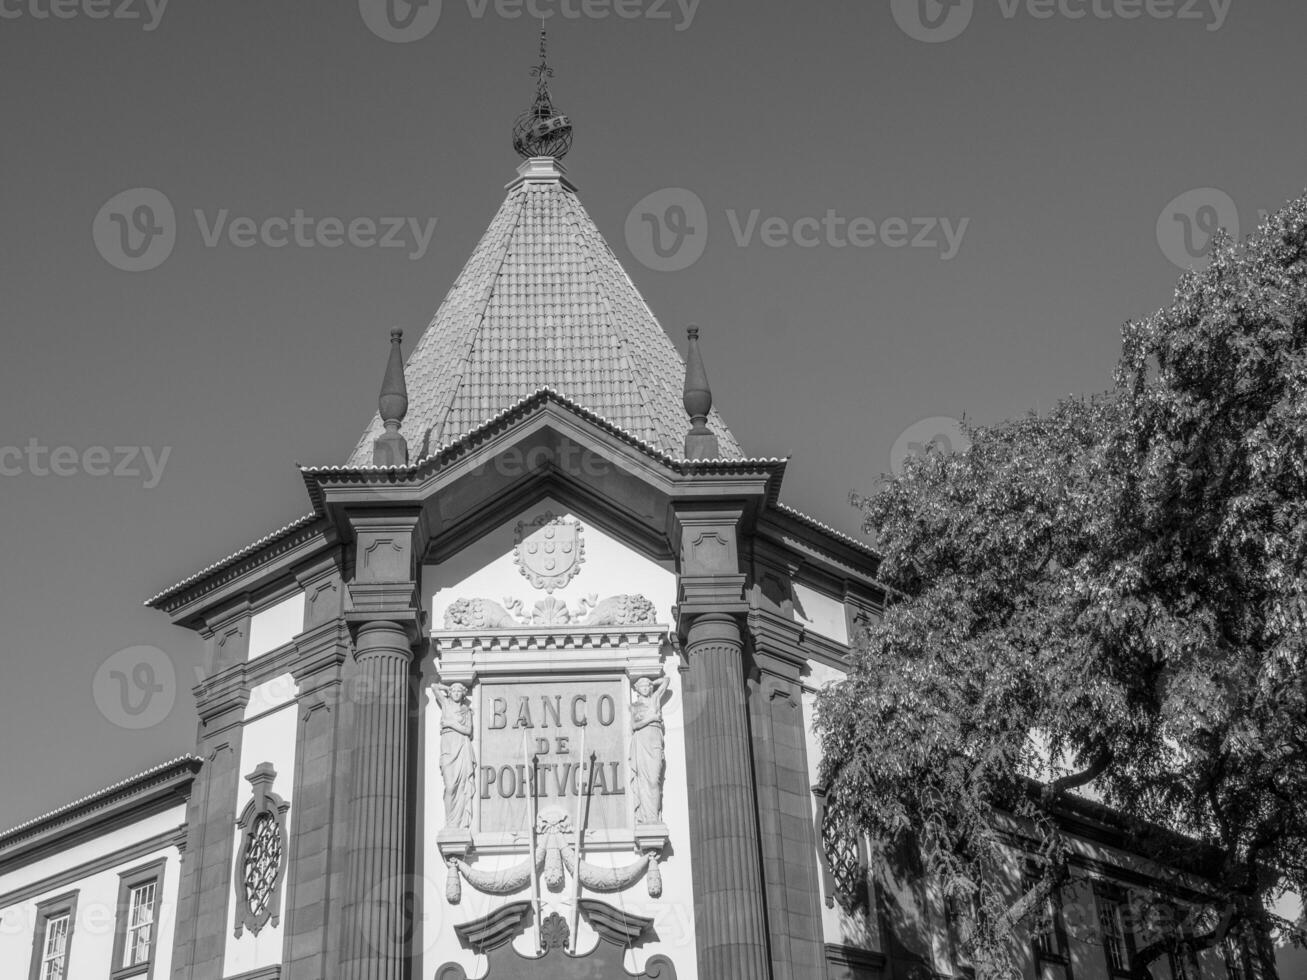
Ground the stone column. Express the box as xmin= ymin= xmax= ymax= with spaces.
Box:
xmin=748 ymin=617 xmax=829 ymax=980
xmin=340 ymin=620 xmax=414 ymax=980
xmin=282 ymin=611 xmax=348 ymax=979
xmin=177 ymin=679 xmax=249 ymax=980
xmin=683 ymin=612 xmax=772 ymax=978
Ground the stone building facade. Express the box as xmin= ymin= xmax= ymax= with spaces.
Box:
xmin=0 ymin=142 xmax=1272 ymax=980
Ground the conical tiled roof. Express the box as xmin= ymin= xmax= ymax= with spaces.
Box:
xmin=347 ymin=158 xmax=742 ymax=465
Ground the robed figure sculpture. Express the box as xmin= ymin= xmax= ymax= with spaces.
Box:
xmin=435 ymin=682 xmax=476 ymax=829
xmin=629 ymin=675 xmax=670 ymax=825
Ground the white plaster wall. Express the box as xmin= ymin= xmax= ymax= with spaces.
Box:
xmin=0 ymin=805 xmax=185 ymax=979
xmin=425 ymin=497 xmax=676 ymax=627
xmin=793 ymin=582 xmax=849 ymax=645
xmin=223 ymin=678 xmax=298 ymax=977
xmin=248 ymin=590 xmax=305 ymax=661
xmin=418 ymin=499 xmax=697 ymax=979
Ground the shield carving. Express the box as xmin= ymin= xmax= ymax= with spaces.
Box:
xmin=514 ymin=513 xmax=585 ymax=593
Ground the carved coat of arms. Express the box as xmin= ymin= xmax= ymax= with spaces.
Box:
xmin=514 ymin=513 xmax=585 ymax=593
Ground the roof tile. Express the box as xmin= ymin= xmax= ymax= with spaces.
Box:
xmin=347 ymin=162 xmax=742 ymax=465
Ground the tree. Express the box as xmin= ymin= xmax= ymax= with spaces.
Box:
xmin=816 ymin=194 xmax=1307 ymax=979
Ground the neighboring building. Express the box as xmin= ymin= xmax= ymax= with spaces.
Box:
xmin=0 ymin=757 xmax=198 ymax=980
xmin=0 ymin=59 xmax=1279 ymax=980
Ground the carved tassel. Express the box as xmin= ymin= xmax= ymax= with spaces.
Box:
xmin=545 ymin=841 xmax=566 ymax=891
xmin=645 ymin=853 xmax=663 ymax=898
xmin=447 ymin=860 xmax=462 ymax=904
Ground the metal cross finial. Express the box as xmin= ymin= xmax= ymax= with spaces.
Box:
xmin=530 ymin=23 xmax=553 ymax=87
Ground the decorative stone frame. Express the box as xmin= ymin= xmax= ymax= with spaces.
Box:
xmin=27 ymin=889 xmax=78 ymax=980
xmin=110 ymin=857 xmax=167 ymax=980
xmin=233 ymin=763 xmax=290 ymax=939
xmin=430 ymin=622 xmax=672 ymax=910
xmin=813 ymin=788 xmax=869 ymax=915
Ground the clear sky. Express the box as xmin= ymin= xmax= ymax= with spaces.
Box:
xmin=0 ymin=0 xmax=1304 ymax=836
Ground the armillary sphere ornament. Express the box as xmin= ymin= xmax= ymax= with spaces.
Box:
xmin=512 ymin=26 xmax=574 ymax=160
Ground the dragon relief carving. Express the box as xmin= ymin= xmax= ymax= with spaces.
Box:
xmin=442 ymin=594 xmax=661 ymax=630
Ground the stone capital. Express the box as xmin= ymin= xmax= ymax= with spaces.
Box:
xmin=200 ymin=600 xmax=253 ymax=676
xmin=747 ymin=610 xmax=810 ymax=679
xmin=295 ymin=550 xmax=346 ymax=628
xmin=346 ymin=508 xmax=425 ymax=585
xmin=193 ymin=674 xmax=250 ymax=730
xmin=291 ymin=618 xmax=350 ymax=696
xmin=351 ymin=618 xmax=418 ymax=664
xmin=672 ymin=506 xmax=743 ymax=578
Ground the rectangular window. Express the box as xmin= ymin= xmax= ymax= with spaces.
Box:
xmin=1094 ymin=882 xmax=1135 ymax=978
xmin=1024 ymin=869 xmax=1070 ymax=965
xmin=40 ymin=914 xmax=70 ymax=980
xmin=124 ymin=881 xmax=156 ymax=965
xmin=111 ymin=858 xmax=166 ymax=979
xmin=28 ymin=892 xmax=78 ymax=980
xmin=1223 ymin=935 xmax=1249 ymax=980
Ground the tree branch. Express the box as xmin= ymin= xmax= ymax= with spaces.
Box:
xmin=1130 ymin=901 xmax=1240 ymax=980
xmin=1042 ymin=747 xmax=1113 ymax=805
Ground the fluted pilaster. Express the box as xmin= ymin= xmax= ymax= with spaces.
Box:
xmin=683 ymin=613 xmax=771 ymax=978
xmin=341 ymin=620 xmax=413 ymax=980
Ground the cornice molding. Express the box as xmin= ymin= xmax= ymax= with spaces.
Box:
xmin=432 ymin=626 xmax=670 ymax=651
xmin=146 ymin=517 xmax=333 ymax=618
xmin=0 ymin=825 xmax=187 ymax=908
xmin=0 ymin=760 xmax=199 ymax=872
xmin=748 ymin=608 xmax=850 ymax=671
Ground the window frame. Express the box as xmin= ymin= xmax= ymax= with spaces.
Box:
xmin=1222 ymin=931 xmax=1251 ymax=980
xmin=110 ymin=857 xmax=167 ymax=980
xmin=1024 ymin=867 xmax=1072 ymax=971
xmin=1165 ymin=911 xmax=1198 ymax=980
xmin=813 ymin=787 xmax=870 ymax=916
xmin=27 ymin=890 xmax=79 ymax=980
xmin=1093 ymin=880 xmax=1137 ymax=979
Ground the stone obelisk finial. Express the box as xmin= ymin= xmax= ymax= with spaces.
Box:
xmin=683 ymin=326 xmax=720 ymax=460
xmin=372 ymin=328 xmax=409 ymax=466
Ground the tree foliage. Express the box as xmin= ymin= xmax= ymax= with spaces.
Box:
xmin=816 ymin=194 xmax=1307 ymax=979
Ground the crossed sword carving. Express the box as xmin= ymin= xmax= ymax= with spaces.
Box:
xmin=525 ymin=724 xmax=596 ymax=955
